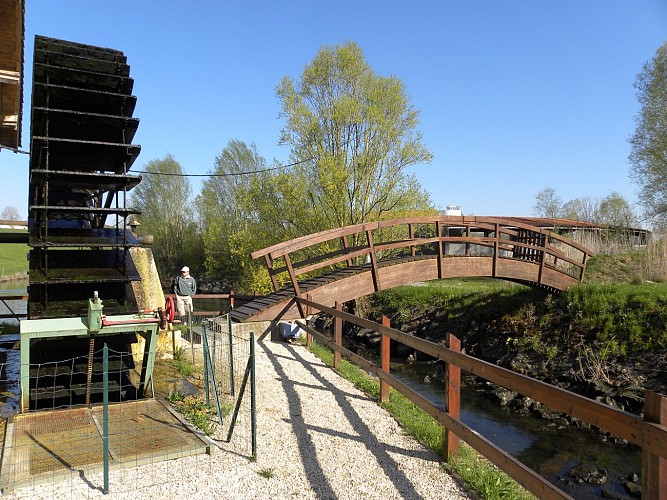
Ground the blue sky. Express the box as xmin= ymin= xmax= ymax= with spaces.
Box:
xmin=2 ymin=1 xmax=666 ymax=223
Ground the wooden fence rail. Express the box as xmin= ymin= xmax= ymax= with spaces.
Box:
xmin=288 ymin=295 xmax=667 ymax=500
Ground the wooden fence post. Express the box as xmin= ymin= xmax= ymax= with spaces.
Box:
xmin=333 ymin=302 xmax=342 ymax=369
xmin=642 ymin=390 xmax=666 ymax=499
xmin=380 ymin=315 xmax=391 ymax=402
xmin=445 ymin=333 xmax=461 ymax=461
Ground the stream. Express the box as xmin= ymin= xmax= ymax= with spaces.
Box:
xmin=390 ymin=360 xmax=641 ymax=499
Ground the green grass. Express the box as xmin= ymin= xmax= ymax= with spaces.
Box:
xmin=306 ymin=339 xmax=534 ymax=500
xmin=0 ymin=230 xmax=28 ymax=278
xmin=259 ymin=468 xmax=275 ymax=479
xmin=173 ymin=347 xmax=198 ymax=377
xmin=367 ymin=277 xmax=667 ymax=359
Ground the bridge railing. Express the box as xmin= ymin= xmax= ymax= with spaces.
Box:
xmin=289 ymin=295 xmax=667 ymax=500
xmin=251 ymin=216 xmax=594 ymax=293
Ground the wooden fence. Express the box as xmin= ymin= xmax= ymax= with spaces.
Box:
xmin=285 ymin=295 xmax=667 ymax=500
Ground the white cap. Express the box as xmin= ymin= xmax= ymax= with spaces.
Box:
xmin=181 ymin=266 xmax=189 ymax=272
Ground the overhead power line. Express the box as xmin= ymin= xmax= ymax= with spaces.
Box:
xmin=129 ymin=155 xmax=314 ymax=178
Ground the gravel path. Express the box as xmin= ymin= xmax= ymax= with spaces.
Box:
xmin=5 ymin=339 xmax=472 ymax=499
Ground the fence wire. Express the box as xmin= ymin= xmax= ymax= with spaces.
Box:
xmin=0 ymin=310 xmax=255 ymax=497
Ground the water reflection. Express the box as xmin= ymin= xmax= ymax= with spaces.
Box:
xmin=0 ymin=279 xmax=28 ymax=326
xmin=390 ymin=357 xmax=641 ymax=499
xmin=0 ymin=333 xmax=21 ymax=417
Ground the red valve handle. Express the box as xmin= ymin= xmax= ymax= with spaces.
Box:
xmin=164 ymin=297 xmax=175 ymax=322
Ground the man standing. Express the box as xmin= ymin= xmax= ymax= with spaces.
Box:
xmin=173 ymin=266 xmax=197 ymax=317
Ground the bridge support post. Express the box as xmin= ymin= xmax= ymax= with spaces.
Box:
xmin=380 ymin=316 xmax=390 ymax=403
xmin=642 ymin=390 xmax=666 ymax=500
xmin=333 ymin=302 xmax=342 ymax=369
xmin=444 ymin=333 xmax=461 ymax=461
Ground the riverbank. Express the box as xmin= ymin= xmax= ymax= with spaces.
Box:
xmin=356 ymin=279 xmax=667 ymax=421
xmin=0 ymin=273 xmax=27 ymax=283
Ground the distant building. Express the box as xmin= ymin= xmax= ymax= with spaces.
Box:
xmin=441 ymin=205 xmax=462 ymax=216
xmin=0 ymin=219 xmax=27 ymax=230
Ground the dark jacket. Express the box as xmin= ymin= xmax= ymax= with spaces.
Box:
xmin=173 ymin=275 xmax=197 ymax=296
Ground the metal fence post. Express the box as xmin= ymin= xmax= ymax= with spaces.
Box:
xmin=189 ymin=310 xmax=194 ymax=365
xmin=202 ymin=320 xmax=210 ymax=408
xmin=228 ymin=313 xmax=235 ymax=397
xmin=251 ymin=332 xmax=257 ymax=460
xmin=103 ymin=343 xmax=109 ymax=494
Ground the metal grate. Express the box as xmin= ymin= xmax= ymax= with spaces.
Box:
xmin=2 ymin=399 xmax=209 ymax=492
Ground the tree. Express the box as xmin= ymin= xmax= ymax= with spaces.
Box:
xmin=598 ymin=192 xmax=636 ymax=227
xmin=129 ymin=155 xmax=201 ymax=277
xmin=0 ymin=206 xmax=20 ymax=220
xmin=275 ymin=42 xmax=433 ymax=234
xmin=196 ymin=44 xmax=435 ymax=292
xmin=532 ymin=187 xmax=563 ymax=218
xmin=533 ymin=188 xmax=636 ymax=226
xmin=629 ymin=41 xmax=667 ymax=225
xmin=562 ymin=196 xmax=599 ymax=222
xmin=197 ymin=141 xmax=272 ymax=287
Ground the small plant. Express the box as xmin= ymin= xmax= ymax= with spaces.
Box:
xmin=258 ymin=468 xmax=275 ymax=479
xmin=173 ymin=346 xmax=187 ymax=361
xmin=546 ymin=345 xmax=558 ymax=362
xmin=168 ymin=390 xmax=185 ymax=403
xmin=175 ymin=359 xmax=197 ymax=377
xmin=169 ymin=394 xmax=217 ymax=435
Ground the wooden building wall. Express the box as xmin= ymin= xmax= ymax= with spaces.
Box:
xmin=0 ymin=0 xmax=24 ymax=150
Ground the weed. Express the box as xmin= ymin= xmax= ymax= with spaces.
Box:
xmin=168 ymin=390 xmax=185 ymax=403
xmin=546 ymin=345 xmax=558 ymax=362
xmin=176 ymin=359 xmax=196 ymax=377
xmin=169 ymin=394 xmax=217 ymax=435
xmin=259 ymin=468 xmax=275 ymax=479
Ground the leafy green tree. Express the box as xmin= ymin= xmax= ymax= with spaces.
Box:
xmin=274 ymin=42 xmax=433 ymax=236
xmin=598 ymin=192 xmax=637 ymax=227
xmin=534 ymin=188 xmax=636 ymax=227
xmin=629 ymin=41 xmax=667 ymax=225
xmin=197 ymin=141 xmax=272 ymax=287
xmin=198 ymin=44 xmax=435 ymax=292
xmin=129 ymin=154 xmax=201 ymax=277
xmin=532 ymin=187 xmax=563 ymax=218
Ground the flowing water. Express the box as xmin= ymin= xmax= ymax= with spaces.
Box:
xmin=389 ymin=359 xmax=641 ymax=499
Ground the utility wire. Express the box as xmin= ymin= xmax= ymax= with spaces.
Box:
xmin=129 ymin=155 xmax=315 ymax=177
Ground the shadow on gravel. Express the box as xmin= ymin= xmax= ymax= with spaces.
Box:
xmin=259 ymin=339 xmax=436 ymax=499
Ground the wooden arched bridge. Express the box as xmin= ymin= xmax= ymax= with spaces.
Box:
xmin=230 ymin=216 xmax=594 ymax=322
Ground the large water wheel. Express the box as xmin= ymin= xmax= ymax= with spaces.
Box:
xmin=27 ymin=36 xmax=143 ymax=319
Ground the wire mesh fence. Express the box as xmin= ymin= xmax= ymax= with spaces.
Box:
xmin=0 ymin=310 xmax=256 ymax=497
